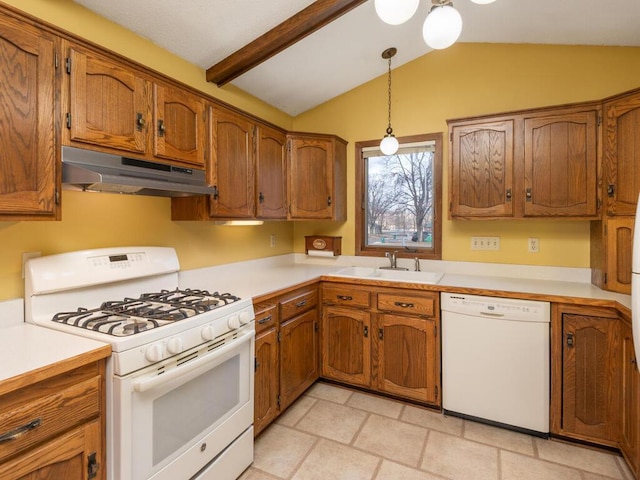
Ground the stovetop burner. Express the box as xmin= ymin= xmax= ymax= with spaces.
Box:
xmin=52 ymin=288 xmax=241 ymax=336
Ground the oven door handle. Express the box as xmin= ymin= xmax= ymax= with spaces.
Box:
xmin=133 ymin=329 xmax=253 ymax=393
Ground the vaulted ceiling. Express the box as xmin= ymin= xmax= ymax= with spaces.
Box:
xmin=73 ymin=0 xmax=640 ymax=116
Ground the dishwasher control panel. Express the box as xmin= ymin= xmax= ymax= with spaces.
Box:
xmin=441 ymin=293 xmax=550 ymax=323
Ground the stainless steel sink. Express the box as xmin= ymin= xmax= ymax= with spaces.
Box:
xmin=331 ymin=266 xmax=443 ymax=285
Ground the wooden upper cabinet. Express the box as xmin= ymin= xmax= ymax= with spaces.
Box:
xmin=449 ymin=120 xmax=514 ymax=218
xmin=523 ymin=110 xmax=598 ymax=217
xmin=449 ymin=103 xmax=600 ymax=219
xmin=66 ymin=45 xmax=149 ymax=155
xmin=152 ymin=83 xmax=206 ymax=167
xmin=0 ymin=15 xmax=58 ymax=220
xmin=288 ymin=133 xmax=347 ymax=220
xmin=256 ymin=125 xmax=287 ymax=219
xmin=603 ymin=88 xmax=640 ymax=216
xmin=209 ymin=107 xmax=255 ymax=218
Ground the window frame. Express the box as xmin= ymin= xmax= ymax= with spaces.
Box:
xmin=355 ymin=132 xmax=443 ymax=260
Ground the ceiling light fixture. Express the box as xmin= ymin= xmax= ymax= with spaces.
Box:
xmin=380 ymin=47 xmax=399 ymax=156
xmin=375 ymin=0 xmax=496 ymax=50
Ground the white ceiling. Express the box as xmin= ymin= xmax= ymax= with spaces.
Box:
xmin=73 ymin=0 xmax=640 ymax=116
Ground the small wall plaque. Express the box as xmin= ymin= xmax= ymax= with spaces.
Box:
xmin=305 ymin=236 xmax=342 ymax=256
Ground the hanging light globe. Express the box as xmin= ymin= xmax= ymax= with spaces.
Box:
xmin=422 ymin=4 xmax=463 ymax=50
xmin=470 ymin=0 xmax=496 ymax=4
xmin=380 ymin=131 xmax=399 ymax=155
xmin=374 ymin=0 xmax=420 ymax=25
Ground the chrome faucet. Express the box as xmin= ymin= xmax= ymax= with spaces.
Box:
xmin=414 ymin=257 xmax=421 ymax=272
xmin=385 ymin=251 xmax=397 ymax=268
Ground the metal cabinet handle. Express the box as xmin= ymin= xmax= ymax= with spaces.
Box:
xmin=607 ymin=184 xmax=615 ymax=197
xmin=0 ymin=418 xmax=41 ymax=443
xmin=259 ymin=192 xmax=265 ymax=203
xmin=566 ymin=332 xmax=574 ymax=348
xmin=525 ymin=188 xmax=532 ymax=201
xmin=157 ymin=119 xmax=166 ymax=137
xmin=506 ymin=188 xmax=512 ymax=201
xmin=394 ymin=301 xmax=414 ymax=309
xmin=258 ymin=315 xmax=272 ymax=325
xmin=254 ymin=357 xmax=260 ymax=371
xmin=337 ymin=295 xmax=353 ymax=301
xmin=378 ymin=328 xmax=384 ymax=340
xmin=327 ymin=196 xmax=332 ymax=206
xmin=364 ymin=326 xmax=368 ymax=338
xmin=295 ymin=300 xmax=307 ymax=308
xmin=136 ymin=113 xmax=145 ymax=131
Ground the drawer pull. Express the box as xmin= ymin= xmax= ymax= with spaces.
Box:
xmin=0 ymin=418 xmax=42 ymax=443
xmin=258 ymin=315 xmax=272 ymax=324
xmin=364 ymin=326 xmax=368 ymax=338
xmin=378 ymin=328 xmax=384 ymax=340
xmin=566 ymin=332 xmax=574 ymax=348
xmin=295 ymin=300 xmax=308 ymax=308
xmin=394 ymin=301 xmax=414 ymax=309
xmin=337 ymin=295 xmax=353 ymax=301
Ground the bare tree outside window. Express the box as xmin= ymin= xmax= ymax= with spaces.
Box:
xmin=356 ymin=133 xmax=442 ymax=260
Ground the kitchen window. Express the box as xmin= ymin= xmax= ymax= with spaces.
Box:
xmin=355 ymin=133 xmax=442 ymax=260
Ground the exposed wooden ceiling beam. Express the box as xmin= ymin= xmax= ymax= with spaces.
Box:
xmin=206 ymin=0 xmax=367 ymax=86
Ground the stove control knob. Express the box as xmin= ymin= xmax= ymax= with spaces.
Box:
xmin=145 ymin=343 xmax=164 ymax=363
xmin=201 ymin=325 xmax=216 ymax=341
xmin=239 ymin=310 xmax=251 ymax=325
xmin=227 ymin=315 xmax=241 ymax=330
xmin=167 ymin=337 xmax=184 ymax=355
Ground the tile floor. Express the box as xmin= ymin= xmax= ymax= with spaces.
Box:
xmin=241 ymin=382 xmax=635 ymax=480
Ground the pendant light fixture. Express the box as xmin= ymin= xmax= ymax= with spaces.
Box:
xmin=380 ymin=47 xmax=399 ymax=156
xmin=374 ymin=0 xmax=420 ymax=25
xmin=374 ymin=0 xmax=496 ymax=50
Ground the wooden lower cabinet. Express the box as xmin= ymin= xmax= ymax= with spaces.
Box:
xmin=321 ymin=283 xmax=440 ymax=407
xmin=280 ymin=309 xmax=319 ymax=410
xmin=322 ymin=306 xmax=371 ymax=387
xmin=252 ymin=285 xmax=319 ymax=435
xmin=551 ymin=304 xmax=621 ymax=446
xmin=0 ymin=357 xmax=107 ymax=480
xmin=621 ymin=321 xmax=640 ymax=477
xmin=375 ymin=313 xmax=438 ymax=404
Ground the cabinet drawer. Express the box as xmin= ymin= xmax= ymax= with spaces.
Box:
xmin=280 ymin=288 xmax=318 ymax=321
xmin=377 ymin=292 xmax=436 ymax=317
xmin=254 ymin=302 xmax=277 ymax=334
xmin=322 ymin=286 xmax=371 ymax=308
xmin=0 ymin=375 xmax=101 ymax=461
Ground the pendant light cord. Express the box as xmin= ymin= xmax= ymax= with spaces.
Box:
xmin=386 ymin=55 xmax=393 ymax=134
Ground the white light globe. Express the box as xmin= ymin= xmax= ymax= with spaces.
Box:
xmin=374 ymin=0 xmax=420 ymax=25
xmin=380 ymin=135 xmax=399 ymax=155
xmin=422 ymin=5 xmax=463 ymax=50
xmin=470 ymin=0 xmax=496 ymax=4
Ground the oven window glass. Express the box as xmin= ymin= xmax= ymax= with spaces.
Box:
xmin=152 ymin=355 xmax=240 ymax=465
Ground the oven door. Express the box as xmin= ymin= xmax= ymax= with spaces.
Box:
xmin=113 ymin=328 xmax=254 ymax=480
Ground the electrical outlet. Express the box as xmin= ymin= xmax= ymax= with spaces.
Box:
xmin=471 ymin=236 xmax=500 ymax=251
xmin=528 ymin=237 xmax=539 ymax=253
xmin=22 ymin=251 xmax=41 ymax=279
xmin=270 ymin=234 xmax=276 ymax=248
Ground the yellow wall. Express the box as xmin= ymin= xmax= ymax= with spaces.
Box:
xmin=0 ymin=0 xmax=294 ymax=301
xmin=292 ymin=43 xmax=640 ymax=267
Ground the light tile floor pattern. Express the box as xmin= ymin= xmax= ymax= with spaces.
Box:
xmin=241 ymin=382 xmax=635 ymax=480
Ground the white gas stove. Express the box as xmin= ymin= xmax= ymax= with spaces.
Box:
xmin=24 ymin=247 xmax=255 ymax=480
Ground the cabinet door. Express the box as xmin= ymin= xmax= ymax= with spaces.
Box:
xmin=0 ymin=420 xmax=102 ymax=480
xmin=153 ymin=84 xmax=206 ymax=167
xmin=562 ymin=313 xmax=619 ymax=443
xmin=0 ymin=16 xmax=57 ymax=219
xmin=254 ymin=328 xmax=279 ymax=436
xmin=67 ymin=47 xmax=149 ymax=154
xmin=374 ymin=313 xmax=439 ymax=404
xmin=606 ymin=216 xmax=634 ymax=294
xmin=256 ymin=125 xmax=287 ymax=219
xmin=450 ymin=120 xmax=514 ymax=218
xmin=621 ymin=323 xmax=640 ymax=476
xmin=322 ymin=306 xmax=371 ymax=387
xmin=604 ymin=90 xmax=640 ymax=215
xmin=209 ymin=108 xmax=255 ymax=217
xmin=523 ymin=111 xmax=597 ymax=217
xmin=289 ymin=137 xmax=334 ymax=219
xmin=280 ymin=309 xmax=319 ymax=410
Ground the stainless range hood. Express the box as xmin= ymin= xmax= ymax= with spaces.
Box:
xmin=62 ymin=146 xmax=216 ymax=197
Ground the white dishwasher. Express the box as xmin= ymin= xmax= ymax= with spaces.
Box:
xmin=441 ymin=293 xmax=550 ymax=436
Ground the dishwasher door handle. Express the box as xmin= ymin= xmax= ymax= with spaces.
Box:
xmin=479 ymin=311 xmax=505 ymax=318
